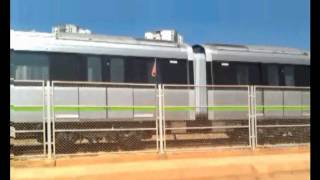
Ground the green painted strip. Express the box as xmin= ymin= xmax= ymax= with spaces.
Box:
xmin=10 ymin=105 xmax=43 ymax=112
xmin=10 ymin=105 xmax=310 ymax=112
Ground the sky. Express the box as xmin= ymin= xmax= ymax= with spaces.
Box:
xmin=10 ymin=0 xmax=310 ymax=50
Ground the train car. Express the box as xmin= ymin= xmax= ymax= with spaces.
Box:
xmin=10 ymin=28 xmax=196 ymax=148
xmin=10 ymin=27 xmax=310 ymax=149
xmin=193 ymin=44 xmax=310 ymax=138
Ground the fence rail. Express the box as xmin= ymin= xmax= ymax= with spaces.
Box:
xmin=10 ymin=80 xmax=310 ymax=159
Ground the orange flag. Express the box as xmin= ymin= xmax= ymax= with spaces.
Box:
xmin=151 ymin=60 xmax=157 ymax=77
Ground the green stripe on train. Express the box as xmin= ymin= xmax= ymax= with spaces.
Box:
xmin=10 ymin=105 xmax=43 ymax=111
xmin=10 ymin=105 xmax=310 ymax=112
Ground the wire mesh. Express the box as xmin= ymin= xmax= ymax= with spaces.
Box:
xmin=162 ymin=85 xmax=252 ymax=151
xmin=254 ymin=86 xmax=310 ymax=147
xmin=51 ymin=81 xmax=159 ymax=156
xmin=10 ymin=80 xmax=310 ymax=159
xmin=10 ymin=80 xmax=47 ymax=158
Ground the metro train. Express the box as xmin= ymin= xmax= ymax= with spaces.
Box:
xmin=10 ymin=27 xmax=310 ymax=149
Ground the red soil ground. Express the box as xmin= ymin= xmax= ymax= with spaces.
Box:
xmin=11 ymin=146 xmax=310 ymax=180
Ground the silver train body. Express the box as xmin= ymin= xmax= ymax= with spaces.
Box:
xmin=10 ymin=30 xmax=310 ymax=125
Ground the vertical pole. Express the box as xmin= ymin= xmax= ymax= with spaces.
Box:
xmin=155 ymin=85 xmax=159 ymax=152
xmin=247 ymin=86 xmax=252 ymax=148
xmin=158 ymin=84 xmax=164 ymax=153
xmin=162 ymin=84 xmax=166 ymax=151
xmin=42 ymin=81 xmax=46 ymax=156
xmin=300 ymin=90 xmax=303 ymax=117
xmin=250 ymin=86 xmax=257 ymax=150
xmin=253 ymin=86 xmax=257 ymax=147
xmin=282 ymin=88 xmax=285 ymax=118
xmin=10 ymin=79 xmax=15 ymax=159
xmin=51 ymin=81 xmax=56 ymax=156
xmin=251 ymin=86 xmax=257 ymax=149
xmin=46 ymin=81 xmax=52 ymax=159
xmin=250 ymin=86 xmax=256 ymax=150
xmin=156 ymin=109 xmax=159 ymax=152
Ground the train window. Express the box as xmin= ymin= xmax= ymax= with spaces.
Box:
xmin=282 ymin=66 xmax=295 ymax=86
xmin=188 ymin=61 xmax=194 ymax=84
xmin=50 ymin=53 xmax=87 ymax=81
xmin=212 ymin=62 xmax=261 ymax=85
xmin=306 ymin=66 xmax=310 ymax=86
xmin=212 ymin=62 xmax=237 ymax=85
xmin=206 ymin=62 xmax=212 ymax=85
xmin=248 ymin=63 xmax=262 ymax=85
xmin=264 ymin=64 xmax=280 ymax=86
xmin=125 ymin=57 xmax=155 ymax=83
xmin=295 ymin=65 xmax=309 ymax=86
xmin=110 ymin=57 xmax=125 ymax=82
xmin=294 ymin=65 xmax=307 ymax=86
xmin=87 ymin=56 xmax=102 ymax=82
xmin=236 ymin=64 xmax=249 ymax=85
xmin=158 ymin=59 xmax=188 ymax=84
xmin=101 ymin=56 xmax=156 ymax=83
xmin=10 ymin=51 xmax=14 ymax=79
xmin=11 ymin=51 xmax=49 ymax=80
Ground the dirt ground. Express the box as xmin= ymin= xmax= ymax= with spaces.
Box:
xmin=11 ymin=146 xmax=310 ymax=180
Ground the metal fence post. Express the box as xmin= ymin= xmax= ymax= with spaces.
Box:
xmin=42 ymin=81 xmax=46 ymax=156
xmin=51 ymin=81 xmax=56 ymax=157
xmin=46 ymin=81 xmax=52 ymax=159
xmin=249 ymin=86 xmax=257 ymax=150
xmin=250 ymin=86 xmax=257 ymax=149
xmin=253 ymin=86 xmax=257 ymax=148
xmin=155 ymin=85 xmax=159 ymax=152
xmin=247 ymin=86 xmax=252 ymax=148
xmin=162 ymin=84 xmax=166 ymax=151
xmin=158 ymin=84 xmax=164 ymax=154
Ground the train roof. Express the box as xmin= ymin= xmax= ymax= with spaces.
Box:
xmin=10 ymin=29 xmax=193 ymax=60
xmin=10 ymin=29 xmax=310 ymax=65
xmin=200 ymin=43 xmax=309 ymax=65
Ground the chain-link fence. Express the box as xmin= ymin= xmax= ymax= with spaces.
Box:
xmin=51 ymin=81 xmax=159 ymax=156
xmin=161 ymin=84 xmax=252 ymax=151
xmin=10 ymin=80 xmax=47 ymax=158
xmin=10 ymin=80 xmax=310 ymax=159
xmin=253 ymin=86 xmax=310 ymax=147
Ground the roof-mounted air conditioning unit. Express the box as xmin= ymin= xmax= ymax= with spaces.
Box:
xmin=145 ymin=29 xmax=183 ymax=44
xmin=52 ymin=24 xmax=91 ymax=34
